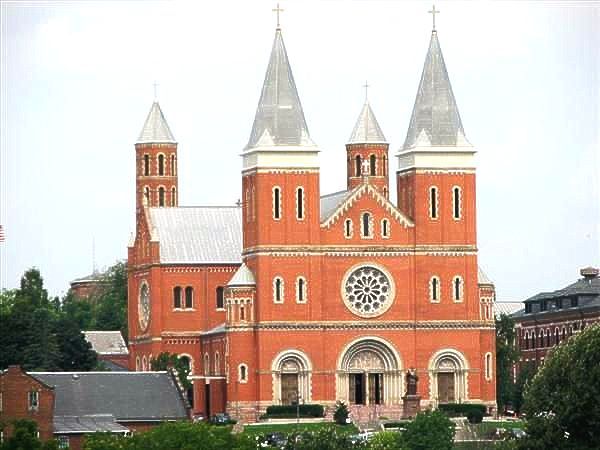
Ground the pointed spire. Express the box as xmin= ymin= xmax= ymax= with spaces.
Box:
xmin=403 ymin=31 xmax=467 ymax=150
xmin=348 ymin=100 xmax=387 ymax=144
xmin=137 ymin=102 xmax=176 ymax=144
xmin=246 ymin=29 xmax=315 ymax=150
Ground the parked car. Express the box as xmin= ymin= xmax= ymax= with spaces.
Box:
xmin=210 ymin=412 xmax=233 ymax=425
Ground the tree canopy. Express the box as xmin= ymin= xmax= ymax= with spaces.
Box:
xmin=495 ymin=313 xmax=519 ymax=412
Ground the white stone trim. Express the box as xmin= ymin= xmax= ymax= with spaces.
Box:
xmin=484 ymin=352 xmax=493 ymax=381
xmin=242 ymin=147 xmax=320 ymax=171
xmin=395 ymin=146 xmax=476 ymax=172
xmin=428 ymin=348 xmax=470 ymax=404
xmin=214 ymin=351 xmax=220 ymax=375
xmin=238 ymin=363 xmax=248 ymax=383
xmin=203 ymin=353 xmax=210 ymax=376
xmin=271 ymin=349 xmax=313 ymax=404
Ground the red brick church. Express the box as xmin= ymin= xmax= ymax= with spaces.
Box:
xmin=127 ymin=16 xmax=496 ymax=421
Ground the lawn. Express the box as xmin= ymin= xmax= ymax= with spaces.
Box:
xmin=242 ymin=422 xmax=358 ymax=437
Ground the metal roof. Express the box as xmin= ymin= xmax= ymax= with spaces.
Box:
xmin=246 ymin=29 xmax=315 ymax=149
xmin=137 ymin=102 xmax=176 ymax=144
xmin=83 ymin=331 xmax=129 ymax=356
xmin=227 ymin=263 xmax=256 ymax=286
xmin=348 ymin=100 xmax=387 ymax=144
xmin=54 ymin=414 xmax=129 ymax=434
xmin=148 ymin=207 xmax=242 ymax=264
xmin=30 ymin=372 xmax=188 ymax=422
xmin=525 ymin=275 xmax=600 ymax=303
xmin=494 ymin=302 xmax=523 ymax=319
xmin=320 ymin=190 xmax=352 ymax=222
xmin=478 ymin=267 xmax=493 ymax=285
xmin=403 ymin=31 xmax=467 ymax=149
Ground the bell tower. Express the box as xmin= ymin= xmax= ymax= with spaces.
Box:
xmin=135 ymin=101 xmax=178 ymax=212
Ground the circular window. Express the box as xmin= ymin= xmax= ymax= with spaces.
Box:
xmin=342 ymin=265 xmax=394 ymax=317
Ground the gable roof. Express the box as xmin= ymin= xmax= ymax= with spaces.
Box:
xmin=320 ymin=190 xmax=352 ymax=222
xmin=137 ymin=102 xmax=176 ymax=144
xmin=83 ymin=331 xmax=129 ymax=356
xmin=321 ymin=183 xmax=414 ymax=228
xmin=30 ymin=372 xmax=187 ymax=422
xmin=348 ymin=100 xmax=387 ymax=144
xmin=147 ymin=207 xmax=242 ymax=264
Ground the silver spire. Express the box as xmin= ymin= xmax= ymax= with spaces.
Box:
xmin=402 ymin=31 xmax=467 ymax=149
xmin=137 ymin=102 xmax=176 ymax=144
xmin=245 ymin=29 xmax=314 ymax=150
xmin=348 ymin=100 xmax=387 ymax=144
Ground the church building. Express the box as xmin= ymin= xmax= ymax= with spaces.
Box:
xmin=127 ymin=13 xmax=497 ymax=421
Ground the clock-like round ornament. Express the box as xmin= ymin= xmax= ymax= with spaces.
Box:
xmin=342 ymin=265 xmax=394 ymax=318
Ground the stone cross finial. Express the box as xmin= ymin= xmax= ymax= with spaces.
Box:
xmin=272 ymin=3 xmax=284 ymax=29
xmin=428 ymin=5 xmax=440 ymax=31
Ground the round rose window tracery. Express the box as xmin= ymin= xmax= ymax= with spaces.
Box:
xmin=342 ymin=265 xmax=394 ymax=317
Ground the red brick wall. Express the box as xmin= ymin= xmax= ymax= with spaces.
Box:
xmin=345 ymin=143 xmax=390 ymax=196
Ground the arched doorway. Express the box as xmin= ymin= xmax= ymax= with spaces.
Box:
xmin=271 ymin=350 xmax=312 ymax=405
xmin=336 ymin=337 xmax=403 ymax=406
xmin=429 ymin=349 xmax=469 ymax=405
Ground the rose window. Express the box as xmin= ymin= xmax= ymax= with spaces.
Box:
xmin=343 ymin=266 xmax=393 ymax=317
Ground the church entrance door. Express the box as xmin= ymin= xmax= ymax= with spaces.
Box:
xmin=437 ymin=372 xmax=455 ymax=403
xmin=281 ymin=373 xmax=299 ymax=405
xmin=368 ymin=373 xmax=383 ymax=405
xmin=349 ymin=373 xmax=365 ymax=405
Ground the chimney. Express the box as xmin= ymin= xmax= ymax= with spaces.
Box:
xmin=580 ymin=267 xmax=599 ymax=281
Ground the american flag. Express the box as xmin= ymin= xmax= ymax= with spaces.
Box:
xmin=0 ymin=225 xmax=4 ymax=242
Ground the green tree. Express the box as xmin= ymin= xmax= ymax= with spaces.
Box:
xmin=368 ymin=431 xmax=404 ymax=450
xmin=22 ymin=307 xmax=61 ymax=371
xmin=496 ymin=313 xmax=519 ymax=413
xmin=150 ymin=352 xmax=191 ymax=390
xmin=91 ymin=261 xmax=128 ymax=339
xmin=512 ymin=362 xmax=534 ymax=415
xmin=333 ymin=401 xmax=350 ymax=425
xmin=56 ymin=316 xmax=98 ymax=371
xmin=522 ymin=324 xmax=600 ymax=449
xmin=1 ymin=420 xmax=41 ymax=450
xmin=402 ymin=410 xmax=455 ymax=450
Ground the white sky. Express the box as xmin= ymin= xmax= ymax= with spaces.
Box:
xmin=1 ymin=1 xmax=598 ymax=301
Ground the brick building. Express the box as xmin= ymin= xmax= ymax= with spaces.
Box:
xmin=83 ymin=331 xmax=129 ymax=371
xmin=128 ymin=19 xmax=497 ymax=421
xmin=0 ymin=366 xmax=188 ymax=449
xmin=69 ymin=271 xmax=107 ymax=300
xmin=513 ymin=267 xmax=600 ymax=372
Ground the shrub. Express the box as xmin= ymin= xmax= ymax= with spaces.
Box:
xmin=264 ymin=404 xmax=324 ymax=418
xmin=333 ymin=401 xmax=350 ymax=425
xmin=466 ymin=409 xmax=484 ymax=424
xmin=402 ymin=410 xmax=455 ymax=450
xmin=437 ymin=403 xmax=486 ymax=417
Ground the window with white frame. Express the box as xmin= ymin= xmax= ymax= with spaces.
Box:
xmin=184 ymin=286 xmax=193 ymax=308
xmin=355 ymin=155 xmax=362 ymax=177
xmin=245 ymin=188 xmax=250 ymax=221
xmin=273 ymin=186 xmax=282 ymax=220
xmin=452 ymin=276 xmax=464 ymax=302
xmin=361 ymin=212 xmax=373 ymax=238
xmin=296 ymin=277 xmax=307 ymax=303
xmin=296 ymin=187 xmax=304 ymax=220
xmin=158 ymin=186 xmax=166 ymax=207
xmin=143 ymin=186 xmax=150 ymax=206
xmin=369 ymin=154 xmax=376 ymax=176
xmin=158 ymin=153 xmax=165 ymax=176
xmin=171 ymin=187 xmax=177 ymax=206
xmin=485 ymin=352 xmax=493 ymax=380
xmin=28 ymin=391 xmax=39 ymax=411
xmin=57 ymin=436 xmax=69 ymax=449
xmin=214 ymin=352 xmax=220 ymax=375
xmin=273 ymin=277 xmax=284 ymax=303
xmin=238 ymin=363 xmax=248 ymax=383
xmin=204 ymin=353 xmax=210 ymax=376
xmin=381 ymin=219 xmax=390 ymax=238
xmin=344 ymin=219 xmax=353 ymax=238
xmin=429 ymin=186 xmax=439 ymax=219
xmin=143 ymin=154 xmax=150 ymax=176
xmin=430 ymin=276 xmax=441 ymax=302
xmin=216 ymin=286 xmax=225 ymax=310
xmin=170 ymin=154 xmax=176 ymax=176
xmin=452 ymin=186 xmax=462 ymax=220
xmin=173 ymin=286 xmax=182 ymax=308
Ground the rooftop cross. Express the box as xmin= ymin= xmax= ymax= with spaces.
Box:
xmin=363 ymin=81 xmax=370 ymax=101
xmin=272 ymin=3 xmax=284 ymax=29
xmin=428 ymin=4 xmax=440 ymax=31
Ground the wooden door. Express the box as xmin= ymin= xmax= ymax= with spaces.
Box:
xmin=368 ymin=373 xmax=383 ymax=405
xmin=281 ymin=374 xmax=299 ymax=405
xmin=437 ymin=373 xmax=455 ymax=403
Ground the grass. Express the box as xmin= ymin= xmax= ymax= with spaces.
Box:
xmin=242 ymin=422 xmax=358 ymax=437
xmin=475 ymin=420 xmax=524 ymax=435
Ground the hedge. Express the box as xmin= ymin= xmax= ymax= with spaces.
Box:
xmin=264 ymin=404 xmax=325 ymax=418
xmin=438 ymin=403 xmax=487 ymax=417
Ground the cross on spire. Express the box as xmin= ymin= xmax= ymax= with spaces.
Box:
xmin=272 ymin=3 xmax=284 ymax=29
xmin=363 ymin=80 xmax=370 ymax=101
xmin=428 ymin=4 xmax=439 ymax=31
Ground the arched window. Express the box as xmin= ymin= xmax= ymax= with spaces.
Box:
xmin=214 ymin=352 xmax=220 ymax=375
xmin=362 ymin=212 xmax=372 ymax=238
xmin=170 ymin=154 xmax=176 ymax=176
xmin=143 ymin=154 xmax=150 ymax=176
xmin=555 ymin=327 xmax=560 ymax=345
xmin=142 ymin=356 xmax=147 ymax=371
xmin=532 ymin=332 xmax=536 ymax=349
xmin=382 ymin=155 xmax=387 ymax=176
xmin=204 ymin=353 xmax=210 ymax=376
xmin=240 ymin=304 xmax=246 ymax=321
xmin=452 ymin=276 xmax=463 ymax=302
xmin=429 ymin=186 xmax=438 ymax=219
xmin=452 ymin=186 xmax=462 ymax=220
xmin=184 ymin=287 xmax=193 ymax=308
xmin=296 ymin=277 xmax=307 ymax=303
xmin=355 ymin=155 xmax=362 ymax=177
xmin=171 ymin=187 xmax=176 ymax=206
xmin=136 ymin=356 xmax=141 ymax=371
xmin=383 ymin=187 xmax=388 ymax=198
xmin=239 ymin=363 xmax=248 ymax=383
xmin=173 ymin=286 xmax=182 ymax=309
xmin=430 ymin=276 xmax=440 ymax=302
xmin=381 ymin=219 xmax=390 ymax=238
xmin=144 ymin=186 xmax=150 ymax=206
xmin=485 ymin=353 xmax=492 ymax=380
xmin=562 ymin=327 xmax=567 ymax=340
xmin=344 ymin=219 xmax=353 ymax=238
xmin=273 ymin=277 xmax=284 ymax=303
xmin=216 ymin=286 xmax=225 ymax=310
xmin=159 ymin=187 xmax=165 ymax=207
xmin=369 ymin=154 xmax=376 ymax=176
xmin=273 ymin=187 xmax=281 ymax=220
xmin=296 ymin=187 xmax=304 ymax=220
xmin=524 ymin=331 xmax=529 ymax=350
xmin=158 ymin=154 xmax=165 ymax=175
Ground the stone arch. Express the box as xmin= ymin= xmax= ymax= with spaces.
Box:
xmin=271 ymin=349 xmax=312 ymax=405
xmin=336 ymin=336 xmax=403 ymax=406
xmin=428 ymin=349 xmax=470 ymax=405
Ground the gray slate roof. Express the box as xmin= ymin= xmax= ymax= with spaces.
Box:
xmin=246 ymin=29 xmax=315 ymax=149
xmin=403 ymin=31 xmax=467 ymax=149
xmin=227 ymin=263 xmax=256 ymax=286
xmin=137 ymin=102 xmax=176 ymax=144
xmin=148 ymin=207 xmax=242 ymax=264
xmin=83 ymin=331 xmax=129 ymax=356
xmin=31 ymin=372 xmax=187 ymax=422
xmin=348 ymin=101 xmax=387 ymax=144
xmin=494 ymin=301 xmax=523 ymax=319
xmin=54 ymin=414 xmax=129 ymax=434
xmin=525 ymin=275 xmax=600 ymax=303
xmin=320 ymin=190 xmax=352 ymax=222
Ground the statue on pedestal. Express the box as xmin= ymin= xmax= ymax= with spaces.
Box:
xmin=405 ymin=369 xmax=419 ymax=396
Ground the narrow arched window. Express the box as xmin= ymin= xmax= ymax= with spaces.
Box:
xmin=383 ymin=187 xmax=388 ymax=198
xmin=296 ymin=277 xmax=307 ymax=303
xmin=214 ymin=353 xmax=220 ymax=375
xmin=239 ymin=364 xmax=248 ymax=383
xmin=355 ymin=155 xmax=362 ymax=177
xmin=383 ymin=155 xmax=387 ymax=176
xmin=370 ymin=154 xmax=376 ymax=176
xmin=485 ymin=353 xmax=492 ymax=380
xmin=430 ymin=276 xmax=440 ymax=302
xmin=185 ymin=286 xmax=193 ymax=308
xmin=362 ymin=212 xmax=372 ymax=237
xmin=273 ymin=277 xmax=284 ymax=303
xmin=453 ymin=276 xmax=463 ymax=302
xmin=173 ymin=286 xmax=182 ymax=308
xmin=158 ymin=154 xmax=165 ymax=176
xmin=296 ymin=187 xmax=304 ymax=220
xmin=144 ymin=186 xmax=150 ymax=206
xmin=251 ymin=186 xmax=256 ymax=221
xmin=344 ymin=219 xmax=353 ymax=238
xmin=524 ymin=331 xmax=529 ymax=350
xmin=381 ymin=219 xmax=390 ymax=238
xmin=453 ymin=186 xmax=461 ymax=219
xmin=430 ymin=186 xmax=438 ymax=219
xmin=170 ymin=154 xmax=176 ymax=176
xmin=216 ymin=286 xmax=224 ymax=309
xmin=143 ymin=154 xmax=150 ymax=176
xmin=204 ymin=354 xmax=210 ymax=376
xmin=171 ymin=187 xmax=176 ymax=206
xmin=136 ymin=356 xmax=141 ymax=371
xmin=159 ymin=187 xmax=165 ymax=207
xmin=240 ymin=304 xmax=246 ymax=321
xmin=273 ymin=187 xmax=281 ymax=220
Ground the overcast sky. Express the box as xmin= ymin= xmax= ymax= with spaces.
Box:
xmin=1 ymin=1 xmax=598 ymax=301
